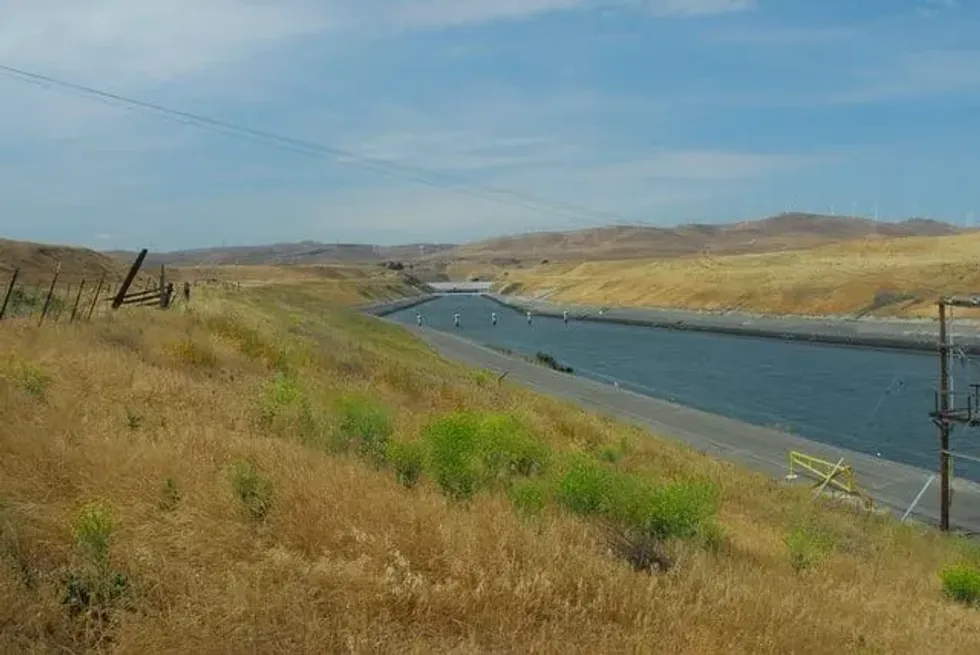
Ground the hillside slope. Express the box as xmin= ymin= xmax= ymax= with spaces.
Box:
xmin=100 ymin=214 xmax=967 ymax=271
xmin=0 ymin=238 xmax=136 ymax=285
xmin=501 ymin=230 xmax=980 ymax=319
xmin=2 ymin=275 xmax=980 ymax=653
xmin=108 ymin=241 xmax=457 ymax=268
xmin=441 ymin=214 xmax=967 ymax=264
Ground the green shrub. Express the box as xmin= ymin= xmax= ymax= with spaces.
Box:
xmin=5 ymin=361 xmax=50 ymax=399
xmin=258 ymin=369 xmax=306 ymax=434
xmin=74 ymin=500 xmax=116 ymax=575
xmin=65 ymin=499 xmax=129 ymax=619
xmin=262 ymin=369 xmax=301 ymax=415
xmin=556 ymin=456 xmax=719 ymax=542
xmin=423 ymin=412 xmax=483 ymax=501
xmin=508 ymin=479 xmax=548 ymax=518
xmin=479 ymin=413 xmax=550 ymax=481
xmin=387 ymin=440 xmax=425 ymax=489
xmin=229 ymin=461 xmax=273 ymax=522
xmin=471 ymin=370 xmax=493 ymax=387
xmin=940 ymin=564 xmax=980 ymax=606
xmin=642 ymin=479 xmax=719 ymax=541
xmin=335 ymin=395 xmax=392 ymax=467
xmin=785 ymin=521 xmax=837 ymax=572
xmin=6 ymin=288 xmax=39 ymax=316
xmin=556 ymin=455 xmax=614 ymax=516
xmin=421 ymin=411 xmax=551 ymax=501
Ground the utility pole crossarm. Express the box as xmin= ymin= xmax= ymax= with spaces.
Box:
xmin=941 ymin=296 xmax=980 ymax=308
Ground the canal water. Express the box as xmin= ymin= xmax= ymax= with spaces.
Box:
xmin=390 ymin=295 xmax=980 ymax=481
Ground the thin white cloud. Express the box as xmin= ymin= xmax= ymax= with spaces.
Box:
xmin=349 ymin=130 xmax=583 ymax=172
xmin=585 ymin=150 xmax=818 ymax=182
xmin=0 ymin=0 xmax=756 ymax=140
xmin=917 ymin=0 xmax=959 ymax=18
xmin=307 ymin=173 xmax=717 ymax=240
xmin=640 ymin=0 xmax=757 ymax=17
xmin=313 ymin=146 xmax=814 ymax=236
xmin=92 ymin=141 xmax=798 ymax=246
xmin=0 ymin=1 xmax=334 ymax=85
xmin=342 ymin=123 xmax=813 ymax=185
xmin=0 ymin=0 xmax=757 ymax=87
xmin=358 ymin=0 xmax=585 ymax=31
xmin=825 ymin=49 xmax=980 ymax=104
xmin=343 ymin=0 xmax=756 ymax=32
xmin=704 ymin=25 xmax=858 ymax=46
xmin=0 ymin=0 xmax=971 ymax=249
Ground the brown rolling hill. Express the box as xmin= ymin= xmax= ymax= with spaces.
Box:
xmin=108 ymin=214 xmax=969 ymax=270
xmin=433 ymin=214 xmax=969 ymax=264
xmin=0 ymin=238 xmax=141 ymax=287
xmin=105 ymin=241 xmax=457 ymax=268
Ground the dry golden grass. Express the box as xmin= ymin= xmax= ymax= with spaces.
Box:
xmin=0 ymin=238 xmax=140 ymax=288
xmin=2 ymin=273 xmax=980 ymax=654
xmin=171 ymin=263 xmax=422 ymax=305
xmin=504 ymin=231 xmax=980 ymax=319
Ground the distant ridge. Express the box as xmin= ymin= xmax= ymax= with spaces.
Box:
xmin=429 ymin=213 xmax=970 ymax=263
xmin=104 ymin=242 xmax=456 ymax=268
xmin=0 ymin=237 xmax=138 ymax=284
xmin=99 ymin=213 xmax=973 ymax=267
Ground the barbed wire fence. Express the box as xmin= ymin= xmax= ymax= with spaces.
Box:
xmin=0 ymin=248 xmax=191 ymax=327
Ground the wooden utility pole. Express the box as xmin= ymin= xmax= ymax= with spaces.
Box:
xmin=930 ymin=295 xmax=980 ymax=532
xmin=938 ymin=300 xmax=951 ymax=531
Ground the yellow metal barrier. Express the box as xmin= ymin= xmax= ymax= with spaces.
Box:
xmin=786 ymin=451 xmax=857 ymax=495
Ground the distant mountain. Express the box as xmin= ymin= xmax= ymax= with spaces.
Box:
xmin=433 ymin=214 xmax=970 ymax=263
xmin=104 ymin=241 xmax=457 ymax=268
xmin=0 ymin=238 xmax=142 ymax=285
xmin=98 ymin=213 xmax=973 ymax=269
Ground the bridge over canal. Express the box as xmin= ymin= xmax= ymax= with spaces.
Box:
xmin=427 ymin=281 xmax=495 ymax=294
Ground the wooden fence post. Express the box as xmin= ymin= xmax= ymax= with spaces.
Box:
xmin=158 ymin=264 xmax=166 ymax=308
xmin=0 ymin=268 xmax=19 ymax=320
xmin=87 ymin=275 xmax=105 ymax=321
xmin=112 ymin=249 xmax=148 ymax=310
xmin=38 ymin=264 xmax=62 ymax=326
xmin=69 ymin=280 xmax=86 ymax=323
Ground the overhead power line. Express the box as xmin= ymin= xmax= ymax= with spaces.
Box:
xmin=0 ymin=62 xmax=643 ymax=229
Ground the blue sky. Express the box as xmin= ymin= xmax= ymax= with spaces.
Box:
xmin=0 ymin=0 xmax=978 ymax=251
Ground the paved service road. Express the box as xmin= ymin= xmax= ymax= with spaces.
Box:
xmin=396 ymin=321 xmax=980 ymax=536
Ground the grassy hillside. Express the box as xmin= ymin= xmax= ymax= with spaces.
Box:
xmin=437 ymin=214 xmax=966 ymax=265
xmin=0 ymin=238 xmax=142 ymax=287
xmin=109 ymin=242 xmax=457 ymax=268
xmin=502 ymin=231 xmax=980 ymax=319
xmin=169 ymin=263 xmax=428 ymax=306
xmin=2 ymin=271 xmax=980 ymax=653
